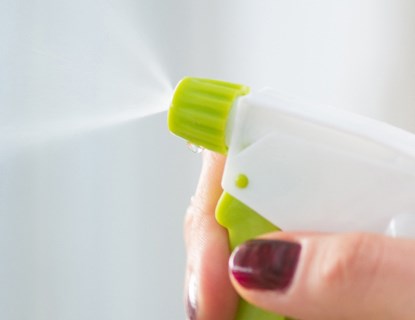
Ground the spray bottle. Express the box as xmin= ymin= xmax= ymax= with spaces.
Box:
xmin=168 ymin=77 xmax=415 ymax=320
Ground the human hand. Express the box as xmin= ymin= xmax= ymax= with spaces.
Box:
xmin=184 ymin=151 xmax=238 ymax=320
xmin=184 ymin=151 xmax=415 ymax=320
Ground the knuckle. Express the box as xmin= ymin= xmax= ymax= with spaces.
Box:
xmin=184 ymin=197 xmax=196 ymax=229
xmin=318 ymin=234 xmax=384 ymax=294
xmin=183 ymin=196 xmax=210 ymax=249
xmin=183 ymin=197 xmax=197 ymax=247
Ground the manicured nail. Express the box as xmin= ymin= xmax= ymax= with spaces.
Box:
xmin=186 ymin=273 xmax=197 ymax=320
xmin=229 ymin=239 xmax=301 ymax=291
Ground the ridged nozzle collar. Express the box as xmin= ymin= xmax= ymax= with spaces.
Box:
xmin=168 ymin=77 xmax=250 ymax=154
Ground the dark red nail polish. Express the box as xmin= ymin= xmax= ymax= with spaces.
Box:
xmin=230 ymin=239 xmax=301 ymax=291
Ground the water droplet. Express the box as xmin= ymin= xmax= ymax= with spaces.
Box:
xmin=187 ymin=142 xmax=204 ymax=154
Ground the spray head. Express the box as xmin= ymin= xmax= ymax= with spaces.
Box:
xmin=168 ymin=77 xmax=250 ymax=154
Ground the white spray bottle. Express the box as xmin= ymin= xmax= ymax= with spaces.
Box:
xmin=168 ymin=77 xmax=415 ymax=320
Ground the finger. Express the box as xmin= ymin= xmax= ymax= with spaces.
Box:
xmin=229 ymin=232 xmax=415 ymax=320
xmin=184 ymin=151 xmax=238 ymax=320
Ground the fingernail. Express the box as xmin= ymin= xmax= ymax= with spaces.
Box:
xmin=186 ymin=273 xmax=197 ymax=320
xmin=229 ymin=239 xmax=301 ymax=291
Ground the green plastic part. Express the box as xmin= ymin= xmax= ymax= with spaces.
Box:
xmin=216 ymin=192 xmax=280 ymax=254
xmin=216 ymin=192 xmax=288 ymax=320
xmin=235 ymin=174 xmax=249 ymax=189
xmin=168 ymin=77 xmax=250 ymax=154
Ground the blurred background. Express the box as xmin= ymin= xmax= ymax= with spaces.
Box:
xmin=1 ymin=0 xmax=415 ymax=319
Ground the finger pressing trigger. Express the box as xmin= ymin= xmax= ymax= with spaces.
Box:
xmin=184 ymin=151 xmax=237 ymax=320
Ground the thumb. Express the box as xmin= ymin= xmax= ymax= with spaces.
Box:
xmin=229 ymin=232 xmax=415 ymax=320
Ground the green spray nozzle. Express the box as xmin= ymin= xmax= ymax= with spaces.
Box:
xmin=168 ymin=77 xmax=250 ymax=154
